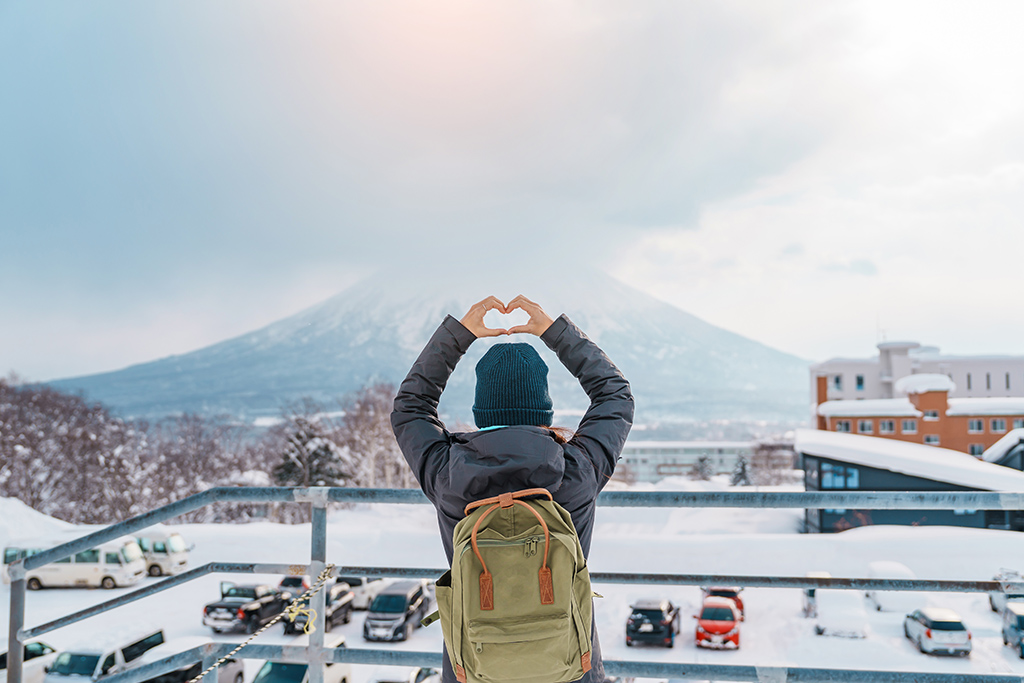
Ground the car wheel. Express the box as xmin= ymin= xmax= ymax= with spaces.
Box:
xmin=27 ymin=578 xmax=42 ymax=591
xmin=666 ymin=634 xmax=674 ymax=649
xmin=916 ymin=635 xmax=926 ymax=654
xmin=343 ymin=607 xmax=352 ymax=624
xmin=233 ymin=673 xmax=244 ymax=683
xmin=101 ymin=577 xmax=117 ymax=589
xmin=991 ymin=597 xmax=999 ymax=612
xmin=1019 ymin=644 xmax=1024 ymax=660
xmin=903 ymin=624 xmax=911 ymax=639
xmin=404 ymin=621 xmax=413 ymax=641
xmin=148 ymin=564 xmax=163 ymax=577
xmin=625 ymin=639 xmax=633 ymax=647
xmin=814 ymin=626 xmax=824 ymax=636
xmin=212 ymin=628 xmax=223 ymax=634
xmin=1004 ymin=634 xmax=1009 ymax=645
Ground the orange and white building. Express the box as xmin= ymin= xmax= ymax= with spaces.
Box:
xmin=815 ymin=373 xmax=1024 ymax=456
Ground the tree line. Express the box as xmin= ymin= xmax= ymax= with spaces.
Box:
xmin=0 ymin=377 xmax=412 ymax=525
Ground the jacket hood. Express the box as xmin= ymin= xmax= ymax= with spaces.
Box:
xmin=448 ymin=427 xmax=566 ymax=500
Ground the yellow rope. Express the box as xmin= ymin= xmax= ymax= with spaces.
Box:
xmin=187 ymin=563 xmax=336 ymax=683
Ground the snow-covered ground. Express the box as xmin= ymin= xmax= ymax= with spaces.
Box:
xmin=4 ymin=477 xmax=1024 ymax=682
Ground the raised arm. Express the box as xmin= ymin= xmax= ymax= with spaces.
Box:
xmin=508 ymin=295 xmax=634 ymax=487
xmin=390 ymin=297 xmax=506 ymax=500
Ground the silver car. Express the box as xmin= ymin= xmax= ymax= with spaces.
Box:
xmin=904 ymin=608 xmax=971 ymax=656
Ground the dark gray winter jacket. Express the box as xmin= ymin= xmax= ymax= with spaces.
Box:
xmin=391 ymin=313 xmax=633 ymax=683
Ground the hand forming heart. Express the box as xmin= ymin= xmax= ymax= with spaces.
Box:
xmin=460 ymin=295 xmax=555 ymax=339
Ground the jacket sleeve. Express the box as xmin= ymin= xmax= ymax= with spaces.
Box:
xmin=391 ymin=315 xmax=477 ymax=502
xmin=541 ymin=315 xmax=634 ymax=488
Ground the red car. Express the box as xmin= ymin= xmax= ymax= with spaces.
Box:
xmin=702 ymin=586 xmax=745 ymax=618
xmin=695 ymin=597 xmax=742 ymax=649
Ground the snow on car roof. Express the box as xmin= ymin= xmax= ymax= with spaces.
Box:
xmin=920 ymin=607 xmax=963 ymax=622
xmin=795 ymin=429 xmax=1024 ymax=491
xmin=817 ymin=399 xmax=921 ymax=418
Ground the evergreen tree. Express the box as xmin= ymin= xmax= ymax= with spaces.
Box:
xmin=272 ymin=416 xmax=353 ymax=488
xmin=691 ymin=453 xmax=713 ymax=481
xmin=730 ymin=454 xmax=751 ymax=486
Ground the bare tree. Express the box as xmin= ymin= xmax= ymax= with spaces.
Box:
xmin=336 ymin=383 xmax=414 ymax=489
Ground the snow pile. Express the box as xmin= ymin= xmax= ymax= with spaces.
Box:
xmin=983 ymin=428 xmax=1024 ymax=463
xmin=0 ymin=497 xmax=74 ymax=547
xmin=895 ymin=373 xmax=956 ymax=395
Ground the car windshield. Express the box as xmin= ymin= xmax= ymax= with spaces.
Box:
xmin=122 ymin=542 xmax=143 ymax=563
xmin=50 ymin=653 xmax=100 ymax=676
xmin=700 ymin=607 xmax=735 ymax=621
xmin=709 ymin=589 xmax=739 ymax=598
xmin=253 ymin=662 xmax=308 ymax=683
xmin=630 ymin=610 xmax=663 ymax=622
xmin=280 ymin=577 xmax=306 ymax=588
xmin=337 ymin=577 xmax=362 ymax=586
xmin=370 ymin=595 xmax=408 ymax=613
xmin=930 ymin=620 xmax=966 ymax=631
xmin=224 ymin=587 xmax=257 ymax=599
xmin=167 ymin=535 xmax=188 ymax=553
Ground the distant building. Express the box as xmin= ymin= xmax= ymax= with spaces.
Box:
xmin=813 ymin=372 xmax=1024 ymax=455
xmin=795 ymin=429 xmax=1024 ymax=533
xmin=811 ymin=341 xmax=1024 ymax=401
xmin=618 ymin=441 xmax=754 ymax=483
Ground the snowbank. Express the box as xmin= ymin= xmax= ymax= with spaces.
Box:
xmin=0 ymin=497 xmax=74 ymax=548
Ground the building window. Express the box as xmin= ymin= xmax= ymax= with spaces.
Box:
xmin=1015 ymin=419 xmax=1024 ymax=430
xmin=969 ymin=444 xmax=985 ymax=456
xmin=924 ymin=435 xmax=940 ymax=446
xmin=1008 ymin=373 xmax=1012 ymax=390
xmin=987 ymin=373 xmax=992 ymax=390
xmin=833 ymin=375 xmax=843 ymax=391
xmin=821 ymin=462 xmax=860 ymax=489
xmin=835 ymin=420 xmax=851 ymax=433
xmin=856 ymin=375 xmax=865 ymax=391
xmin=953 ymin=508 xmax=978 ymax=515
xmin=923 ymin=410 xmax=939 ymax=421
xmin=992 ymin=418 xmax=1007 ymax=433
xmin=967 ymin=373 xmax=972 ymax=390
xmin=968 ymin=419 xmax=984 ymax=434
xmin=902 ymin=419 xmax=917 ymax=434
xmin=858 ymin=420 xmax=873 ymax=434
xmin=879 ymin=420 xmax=895 ymax=434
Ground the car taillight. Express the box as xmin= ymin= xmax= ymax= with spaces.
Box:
xmin=968 ymin=631 xmax=972 ymax=640
xmin=925 ymin=629 xmax=932 ymax=639
xmin=204 ymin=607 xmax=210 ymax=615
xmin=237 ymin=609 xmax=246 ymax=620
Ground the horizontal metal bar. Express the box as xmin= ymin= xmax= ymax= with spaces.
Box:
xmin=20 ymin=489 xmax=1022 ymax=573
xmin=104 ymin=643 xmax=1023 ymax=683
xmin=602 ymin=660 xmax=1024 ymax=683
xmin=597 ymin=490 xmax=1024 ymax=510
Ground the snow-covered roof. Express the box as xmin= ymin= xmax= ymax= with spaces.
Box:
xmin=947 ymin=397 xmax=1024 ymax=416
xmin=817 ymin=399 xmax=921 ymax=418
xmin=795 ymin=429 xmax=1024 ymax=492
xmin=895 ymin=374 xmax=956 ymax=395
xmin=984 ymin=429 xmax=1024 ymax=463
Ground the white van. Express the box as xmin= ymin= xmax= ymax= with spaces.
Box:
xmin=135 ymin=528 xmax=190 ymax=577
xmin=1 ymin=641 xmax=60 ymax=683
xmin=43 ymin=627 xmax=164 ymax=683
xmin=865 ymin=560 xmax=920 ymax=613
xmin=2 ymin=532 xmax=146 ymax=589
xmin=251 ymin=634 xmax=350 ymax=683
xmin=134 ymin=637 xmax=242 ymax=683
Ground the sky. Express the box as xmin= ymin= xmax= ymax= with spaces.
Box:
xmin=2 ymin=0 xmax=1024 ymax=382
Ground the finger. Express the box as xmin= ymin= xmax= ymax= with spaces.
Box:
xmin=506 ymin=324 xmax=533 ymax=335
xmin=479 ymin=327 xmax=507 ymax=338
xmin=483 ymin=296 xmax=507 ymax=313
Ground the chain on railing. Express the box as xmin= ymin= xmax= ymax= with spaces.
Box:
xmin=7 ymin=487 xmax=1024 ymax=683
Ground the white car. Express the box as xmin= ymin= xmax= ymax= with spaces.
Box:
xmin=1 ymin=641 xmax=59 ymax=683
xmin=335 ymin=575 xmax=389 ymax=610
xmin=251 ymin=634 xmax=350 ymax=683
xmin=904 ymin=608 xmax=971 ymax=656
xmin=865 ymin=561 xmax=920 ymax=613
xmin=814 ymin=590 xmax=868 ymax=638
xmin=365 ymin=667 xmax=441 ymax=683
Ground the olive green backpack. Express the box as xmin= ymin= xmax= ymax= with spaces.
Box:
xmin=424 ymin=488 xmax=593 ymax=683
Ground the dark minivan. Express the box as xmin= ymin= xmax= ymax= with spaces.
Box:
xmin=362 ymin=580 xmax=431 ymax=642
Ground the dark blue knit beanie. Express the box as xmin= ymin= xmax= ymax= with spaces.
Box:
xmin=473 ymin=343 xmax=553 ymax=429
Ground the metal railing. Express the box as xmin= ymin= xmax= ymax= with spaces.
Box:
xmin=7 ymin=488 xmax=1024 ymax=683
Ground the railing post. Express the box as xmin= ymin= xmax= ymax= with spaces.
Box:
xmin=7 ymin=574 xmax=26 ymax=683
xmin=308 ymin=489 xmax=329 ymax=683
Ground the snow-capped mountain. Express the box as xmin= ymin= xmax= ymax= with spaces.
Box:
xmin=49 ymin=267 xmax=810 ymax=425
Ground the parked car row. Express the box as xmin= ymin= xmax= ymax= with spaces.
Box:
xmin=626 ymin=586 xmax=745 ymax=650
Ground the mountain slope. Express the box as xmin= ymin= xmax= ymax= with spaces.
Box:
xmin=49 ymin=268 xmax=810 ymax=424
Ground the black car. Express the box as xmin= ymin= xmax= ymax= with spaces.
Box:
xmin=284 ymin=582 xmax=355 ymax=635
xmin=363 ymin=580 xmax=432 ymax=642
xmin=625 ymin=599 xmax=681 ymax=648
xmin=203 ymin=583 xmax=293 ymax=634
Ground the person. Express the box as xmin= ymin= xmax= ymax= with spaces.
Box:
xmin=391 ymin=294 xmax=634 ymax=683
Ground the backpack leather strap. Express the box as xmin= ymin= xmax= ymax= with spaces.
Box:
xmin=464 ymin=487 xmax=553 ymax=515
xmin=469 ymin=497 xmax=556 ymax=608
